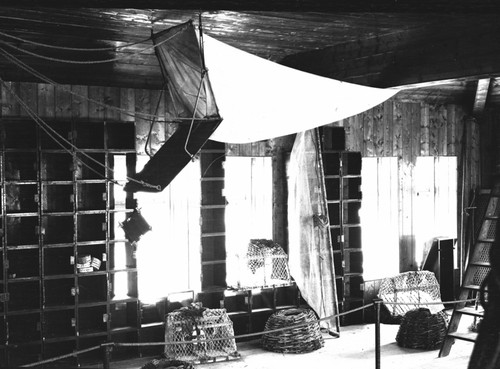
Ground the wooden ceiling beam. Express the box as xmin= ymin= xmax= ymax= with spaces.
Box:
xmin=472 ymin=78 xmax=491 ymax=115
xmin=281 ymin=17 xmax=500 ymax=89
xmin=7 ymin=0 xmax=500 ymax=12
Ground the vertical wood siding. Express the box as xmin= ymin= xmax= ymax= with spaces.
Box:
xmin=333 ymin=99 xmax=475 ymax=272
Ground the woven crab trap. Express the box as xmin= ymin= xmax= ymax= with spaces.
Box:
xmin=396 ymin=308 xmax=449 ymax=350
xmin=378 ymin=270 xmax=445 ymax=318
xmin=230 ymin=239 xmax=292 ymax=289
xmin=164 ymin=306 xmax=240 ymax=364
xmin=261 ymin=308 xmax=324 ymax=354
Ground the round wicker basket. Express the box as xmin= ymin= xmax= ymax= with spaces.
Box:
xmin=396 ymin=308 xmax=448 ymax=350
xmin=261 ymin=308 xmax=324 ymax=354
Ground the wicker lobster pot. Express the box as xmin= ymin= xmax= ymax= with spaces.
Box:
xmin=261 ymin=308 xmax=324 ymax=354
xmin=396 ymin=308 xmax=449 ymax=350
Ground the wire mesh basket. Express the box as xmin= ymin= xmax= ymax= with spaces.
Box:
xmin=230 ymin=239 xmax=292 ymax=289
xmin=396 ymin=308 xmax=449 ymax=350
xmin=164 ymin=305 xmax=240 ymax=363
xmin=378 ymin=270 xmax=445 ymax=317
xmin=261 ymin=308 xmax=324 ymax=354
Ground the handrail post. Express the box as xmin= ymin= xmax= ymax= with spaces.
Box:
xmin=373 ymin=298 xmax=383 ymax=369
xmin=102 ymin=343 xmax=113 ymax=369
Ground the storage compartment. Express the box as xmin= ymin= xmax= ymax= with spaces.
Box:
xmin=75 ymin=153 xmax=106 ymax=180
xmin=343 ymin=201 xmax=361 ymax=224
xmin=42 ymin=184 xmax=74 ymax=212
xmin=343 ymin=177 xmax=362 ymax=199
xmin=111 ymin=330 xmax=139 ymax=360
xmin=44 ymin=278 xmax=75 ymax=307
xmin=44 ymin=308 xmax=76 ymax=339
xmin=5 ymin=152 xmax=37 ymax=180
xmin=345 ymin=250 xmax=363 ymax=274
xmin=109 ymin=241 xmax=135 ymax=270
xmin=325 ymin=177 xmax=340 ymax=201
xmin=110 ymin=270 xmax=137 ymax=299
xmin=327 ymin=202 xmax=340 ymax=225
xmin=7 ymin=248 xmax=39 ymax=278
xmin=342 ymin=152 xmax=362 ymax=175
xmin=40 ymin=152 xmax=73 ymax=181
xmin=77 ymin=182 xmax=106 ymax=211
xmin=6 ymin=216 xmax=39 ymax=246
xmin=110 ymin=301 xmax=138 ymax=330
xmin=202 ymin=263 xmax=226 ymax=290
xmin=200 ymin=152 xmax=225 ymax=178
xmin=9 ymin=313 xmax=40 ymax=343
xmin=44 ymin=247 xmax=75 ymax=276
xmin=330 ymin=227 xmax=342 ymax=251
xmin=40 ymin=121 xmax=73 ymax=150
xmin=77 ymin=335 xmax=108 ymax=364
xmin=223 ymin=290 xmax=248 ymax=315
xmin=3 ymin=121 xmax=37 ymax=148
xmin=275 ymin=285 xmax=299 ymax=310
xmin=7 ymin=342 xmax=42 ymax=367
xmin=344 ymin=226 xmax=362 ymax=249
xmin=42 ymin=215 xmax=74 ymax=244
xmin=78 ymin=274 xmax=107 ymax=303
xmin=7 ymin=281 xmax=40 ymax=311
xmin=201 ymin=180 xmax=225 ymax=206
xmin=75 ymin=122 xmax=105 ymax=149
xmin=5 ymin=184 xmax=38 ymax=213
xmin=201 ymin=235 xmax=226 ymax=262
xmin=196 ymin=291 xmax=224 ymax=310
xmin=201 ymin=207 xmax=225 ymax=234
xmin=107 ymin=122 xmax=135 ymax=150
xmin=251 ymin=289 xmax=274 ymax=313
xmin=43 ymin=340 xmax=77 ymax=367
xmin=76 ymin=213 xmax=106 ymax=242
xmin=78 ymin=305 xmax=108 ymax=335
xmin=77 ymin=244 xmax=106 ymax=273
xmin=344 ymin=275 xmax=364 ymax=299
xmin=322 ymin=152 xmax=341 ymax=175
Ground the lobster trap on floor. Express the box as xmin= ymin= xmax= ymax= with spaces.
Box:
xmin=230 ymin=239 xmax=292 ymax=289
xmin=164 ymin=306 xmax=240 ymax=363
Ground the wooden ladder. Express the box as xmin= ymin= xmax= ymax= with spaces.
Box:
xmin=439 ymin=189 xmax=499 ymax=357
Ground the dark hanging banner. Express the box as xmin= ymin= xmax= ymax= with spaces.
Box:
xmin=124 ymin=20 xmax=222 ymax=193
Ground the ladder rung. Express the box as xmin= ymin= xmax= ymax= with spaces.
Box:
xmin=447 ymin=331 xmax=478 ymax=343
xmin=469 ymin=261 xmax=491 ymax=267
xmin=455 ymin=306 xmax=484 ymax=317
xmin=463 ymin=284 xmax=481 ymax=291
xmin=477 ymin=238 xmax=495 ymax=243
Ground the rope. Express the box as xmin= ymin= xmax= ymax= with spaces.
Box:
xmin=0 ymin=45 xmax=212 ymax=123
xmin=20 ymin=295 xmax=478 ymax=367
xmin=382 ymin=298 xmax=477 ymax=305
xmin=0 ymin=30 xmax=178 ymax=65
xmin=0 ymin=77 xmax=161 ymax=191
xmin=20 ymin=345 xmax=102 ymax=367
xmin=0 ymin=30 xmax=152 ymax=51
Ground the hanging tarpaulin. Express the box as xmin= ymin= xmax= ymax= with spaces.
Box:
xmin=288 ymin=129 xmax=339 ymax=334
xmin=124 ymin=21 xmax=222 ymax=193
xmin=203 ymin=34 xmax=399 ymax=144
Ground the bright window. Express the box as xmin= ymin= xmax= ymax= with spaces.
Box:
xmin=224 ymin=157 xmax=273 ymax=286
xmin=134 ymin=158 xmax=201 ymax=303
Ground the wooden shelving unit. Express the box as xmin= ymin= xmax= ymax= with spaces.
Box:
xmin=321 ymin=127 xmax=364 ymax=325
xmin=0 ymin=119 xmax=138 ymax=368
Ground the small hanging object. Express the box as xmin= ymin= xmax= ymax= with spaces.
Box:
xmin=120 ymin=208 xmax=152 ymax=244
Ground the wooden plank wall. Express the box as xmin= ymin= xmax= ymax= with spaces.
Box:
xmin=326 ymin=99 xmax=478 ymax=272
xmin=0 ymin=82 xmax=172 ymax=155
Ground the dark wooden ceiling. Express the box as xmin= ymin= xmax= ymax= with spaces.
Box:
xmin=1 ymin=5 xmax=500 ymax=112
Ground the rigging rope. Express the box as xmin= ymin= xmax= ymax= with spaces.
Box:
xmin=0 ymin=30 xmax=178 ymax=64
xmin=0 ymin=77 xmax=161 ymax=191
xmin=0 ymin=30 xmax=152 ymax=51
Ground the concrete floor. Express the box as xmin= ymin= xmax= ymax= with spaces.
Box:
xmin=98 ymin=322 xmax=473 ymax=369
